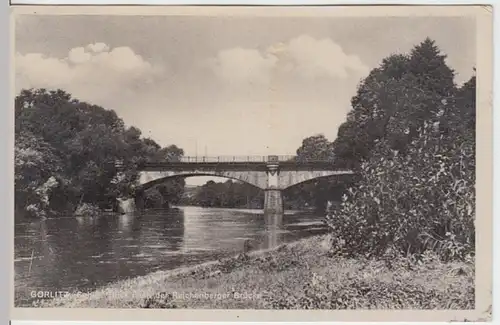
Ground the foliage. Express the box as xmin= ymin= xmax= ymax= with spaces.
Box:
xmin=283 ymin=177 xmax=357 ymax=212
xmin=143 ymin=188 xmax=166 ymax=209
xmin=332 ymin=38 xmax=456 ymax=170
xmin=295 ymin=134 xmax=334 ymax=162
xmin=74 ymin=203 xmax=101 ymax=217
xmin=15 ymin=88 xmax=185 ymax=218
xmin=15 ymin=130 xmax=63 ymax=217
xmin=325 ymin=39 xmax=475 ymax=261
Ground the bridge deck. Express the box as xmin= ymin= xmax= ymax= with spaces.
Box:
xmin=138 ymin=161 xmax=348 ymax=172
xmin=116 ymin=155 xmax=351 ymax=172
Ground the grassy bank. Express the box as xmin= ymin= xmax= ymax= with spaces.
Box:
xmin=38 ymin=235 xmax=474 ymax=309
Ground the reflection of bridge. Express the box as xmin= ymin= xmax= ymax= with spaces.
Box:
xmin=135 ymin=155 xmax=354 ymax=215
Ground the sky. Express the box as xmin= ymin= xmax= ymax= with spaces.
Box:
xmin=14 ymin=14 xmax=476 ymax=185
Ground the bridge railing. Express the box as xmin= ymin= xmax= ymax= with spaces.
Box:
xmin=179 ymin=156 xmax=263 ymax=163
xmin=178 ymin=155 xmax=298 ymax=163
xmin=129 ymin=155 xmax=337 ymax=166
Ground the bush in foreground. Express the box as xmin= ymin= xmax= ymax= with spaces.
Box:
xmin=327 ymin=118 xmax=474 ymax=261
xmin=326 ymin=39 xmax=475 ymax=262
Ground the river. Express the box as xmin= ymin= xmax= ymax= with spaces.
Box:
xmin=14 ymin=206 xmax=328 ymax=305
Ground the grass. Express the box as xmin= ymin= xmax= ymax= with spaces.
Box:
xmin=35 ymin=234 xmax=474 ymax=309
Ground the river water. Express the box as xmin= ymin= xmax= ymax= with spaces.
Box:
xmin=14 ymin=206 xmax=328 ymax=305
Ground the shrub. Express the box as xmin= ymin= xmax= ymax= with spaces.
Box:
xmin=74 ymin=202 xmax=101 ymax=217
xmin=325 ymin=40 xmax=475 ymax=262
xmin=326 ymin=115 xmax=475 ymax=261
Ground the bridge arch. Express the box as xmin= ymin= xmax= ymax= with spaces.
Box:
xmin=132 ymin=159 xmax=354 ymax=214
xmin=137 ymin=170 xmax=268 ymax=191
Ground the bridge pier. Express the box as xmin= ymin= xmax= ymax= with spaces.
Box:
xmin=264 ymin=157 xmax=284 ymax=215
xmin=263 ymin=189 xmax=284 ymax=215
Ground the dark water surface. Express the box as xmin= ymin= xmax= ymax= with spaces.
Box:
xmin=14 ymin=206 xmax=328 ymax=304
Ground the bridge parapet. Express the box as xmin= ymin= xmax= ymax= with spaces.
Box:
xmin=117 ymin=155 xmax=338 ymax=168
xmin=178 ymin=155 xmax=297 ymax=163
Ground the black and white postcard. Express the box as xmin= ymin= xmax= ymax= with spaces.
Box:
xmin=10 ymin=5 xmax=493 ymax=322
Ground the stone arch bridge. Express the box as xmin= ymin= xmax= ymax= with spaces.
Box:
xmin=134 ymin=155 xmax=354 ymax=215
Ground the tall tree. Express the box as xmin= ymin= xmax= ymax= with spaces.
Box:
xmin=332 ymin=38 xmax=456 ymax=169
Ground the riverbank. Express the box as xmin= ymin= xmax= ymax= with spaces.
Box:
xmin=38 ymin=234 xmax=474 ymax=309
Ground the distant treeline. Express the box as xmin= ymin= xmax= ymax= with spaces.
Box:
xmin=179 ymin=180 xmax=264 ymax=209
xmin=177 ymin=177 xmax=356 ymax=212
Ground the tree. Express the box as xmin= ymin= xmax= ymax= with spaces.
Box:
xmin=156 ymin=145 xmax=184 ymax=162
xmin=332 ymin=38 xmax=456 ymax=170
xmin=296 ymin=134 xmax=334 ymax=162
xmin=181 ymin=179 xmax=264 ymax=209
xmin=15 ymin=88 xmax=186 ymax=218
xmin=454 ymin=74 xmax=476 ymax=131
xmin=408 ymin=38 xmax=455 ymax=97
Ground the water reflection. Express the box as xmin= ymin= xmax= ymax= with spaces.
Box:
xmin=117 ymin=213 xmax=135 ymax=233
xmin=182 ymin=207 xmax=261 ymax=254
xmin=15 ymin=206 xmax=328 ymax=305
xmin=261 ymin=213 xmax=284 ymax=249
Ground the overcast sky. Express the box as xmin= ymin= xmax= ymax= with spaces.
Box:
xmin=15 ymin=14 xmax=475 ymax=184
